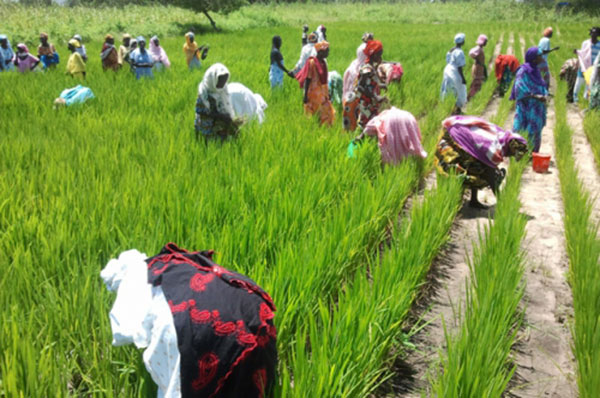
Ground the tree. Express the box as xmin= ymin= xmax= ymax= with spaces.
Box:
xmin=172 ymin=0 xmax=247 ymax=31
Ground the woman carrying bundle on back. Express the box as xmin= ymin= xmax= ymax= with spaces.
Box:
xmin=66 ymin=39 xmax=86 ymax=79
xmin=101 ymin=243 xmax=278 ymax=398
xmin=441 ymin=33 xmax=467 ymax=115
xmin=352 ymin=107 xmax=427 ymax=165
xmin=467 ymin=34 xmax=488 ymax=100
xmin=101 ymin=34 xmax=120 ymax=71
xmin=195 ymin=63 xmax=244 ymax=141
xmin=435 ymin=115 xmax=527 ymax=208
xmin=494 ymin=54 xmax=520 ymax=97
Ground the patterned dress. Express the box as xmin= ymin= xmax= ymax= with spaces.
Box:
xmin=468 ymin=45 xmax=486 ymax=99
xmin=356 ymin=64 xmax=385 ymax=128
xmin=560 ymin=58 xmax=579 ymax=103
xmin=435 ymin=130 xmax=505 ymax=191
xmin=512 ymin=69 xmax=548 ymax=152
xmin=38 ymin=43 xmax=59 ymax=69
xmin=195 ymin=96 xmax=238 ymax=140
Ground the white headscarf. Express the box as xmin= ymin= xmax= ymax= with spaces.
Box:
xmin=198 ymin=63 xmax=235 ymax=118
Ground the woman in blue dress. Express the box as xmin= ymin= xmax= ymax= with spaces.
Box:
xmin=129 ymin=36 xmax=154 ymax=79
xmin=510 ymin=47 xmax=548 ymax=153
xmin=269 ymin=35 xmax=291 ymax=88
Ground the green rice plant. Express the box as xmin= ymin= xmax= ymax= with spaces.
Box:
xmin=553 ymin=79 xmax=600 ymax=398
xmin=284 ymin=174 xmax=463 ymax=397
xmin=583 ymin=111 xmax=600 ymax=169
xmin=432 ymin=157 xmax=527 ymax=398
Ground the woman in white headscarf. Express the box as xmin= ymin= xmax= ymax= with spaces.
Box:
xmin=342 ymin=33 xmax=372 ymax=131
xmin=194 ymin=63 xmax=243 ymax=140
xmin=441 ymin=33 xmax=468 ymax=114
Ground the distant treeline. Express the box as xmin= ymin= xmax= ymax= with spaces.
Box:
xmin=14 ymin=0 xmax=600 ymax=13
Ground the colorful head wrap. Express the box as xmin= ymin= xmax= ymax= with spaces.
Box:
xmin=315 ymin=41 xmax=329 ymax=52
xmin=476 ymin=34 xmax=488 ymax=46
xmin=362 ymin=32 xmax=374 ymax=43
xmin=543 ymin=27 xmax=553 ymax=37
xmin=363 ymin=40 xmax=383 ymax=63
xmin=307 ymin=33 xmax=318 ymax=44
xmin=105 ymin=34 xmax=114 ymax=41
xmin=454 ymin=33 xmax=466 ymax=44
xmin=136 ymin=36 xmax=145 ymax=44
xmin=68 ymin=39 xmax=80 ymax=48
xmin=123 ymin=33 xmax=131 ymax=40
xmin=40 ymin=32 xmax=48 ymax=40
xmin=73 ymin=34 xmax=82 ymax=42
xmin=16 ymin=43 xmax=28 ymax=53
xmin=590 ymin=27 xmax=600 ymax=36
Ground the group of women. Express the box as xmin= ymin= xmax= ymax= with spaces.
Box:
xmin=98 ymin=26 xmax=567 ymax=398
xmin=0 ymin=23 xmax=584 ymax=398
xmin=0 ymin=31 xmax=209 ymax=80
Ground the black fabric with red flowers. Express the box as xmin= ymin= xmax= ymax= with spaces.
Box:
xmin=146 ymin=243 xmax=277 ymax=398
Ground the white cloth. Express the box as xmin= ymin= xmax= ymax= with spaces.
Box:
xmin=101 ymin=250 xmax=181 ymax=398
xmin=228 ymin=82 xmax=267 ymax=124
xmin=198 ymin=63 xmax=235 ymax=119
xmin=441 ymin=48 xmax=467 ymax=107
xmin=316 ymin=26 xmax=326 ymax=42
xmin=293 ymin=43 xmax=316 ymax=74
xmin=343 ymin=43 xmax=367 ymax=100
xmin=76 ymin=45 xmax=87 ymax=60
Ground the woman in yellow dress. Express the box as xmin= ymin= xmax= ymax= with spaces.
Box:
xmin=66 ymin=39 xmax=86 ymax=79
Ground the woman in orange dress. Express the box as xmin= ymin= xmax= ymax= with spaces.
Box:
xmin=295 ymin=41 xmax=335 ymax=126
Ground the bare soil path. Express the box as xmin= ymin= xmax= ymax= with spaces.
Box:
xmin=507 ymin=92 xmax=576 ymax=397
xmin=567 ymin=104 xmax=600 ymax=224
xmin=520 ymin=35 xmax=526 ymax=60
xmin=395 ymin=34 xmax=508 ymax=398
xmin=395 ymin=49 xmax=578 ymax=398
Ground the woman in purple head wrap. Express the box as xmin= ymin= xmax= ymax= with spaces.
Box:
xmin=510 ymin=47 xmax=548 ymax=153
xmin=435 ymin=115 xmax=528 ymax=208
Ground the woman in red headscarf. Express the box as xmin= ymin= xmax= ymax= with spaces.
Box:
xmin=295 ymin=41 xmax=335 ymax=126
xmin=355 ymin=40 xmax=389 ymax=129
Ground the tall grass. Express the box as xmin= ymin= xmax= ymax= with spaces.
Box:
xmin=554 ymin=79 xmax=600 ymax=398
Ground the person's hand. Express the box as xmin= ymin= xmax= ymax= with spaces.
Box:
xmin=287 ymin=71 xmax=295 ymax=78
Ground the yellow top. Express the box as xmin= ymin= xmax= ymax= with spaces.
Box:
xmin=183 ymin=32 xmax=199 ymax=66
xmin=67 ymin=52 xmax=85 ymax=76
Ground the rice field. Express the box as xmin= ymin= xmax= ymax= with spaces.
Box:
xmin=1 ymin=2 xmax=600 ymax=397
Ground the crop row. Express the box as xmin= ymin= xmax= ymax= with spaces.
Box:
xmin=554 ymin=79 xmax=600 ymax=398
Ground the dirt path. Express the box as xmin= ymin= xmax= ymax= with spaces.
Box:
xmin=508 ymin=32 xmax=515 ymax=55
xmin=507 ymin=95 xmax=577 ymax=397
xmin=489 ymin=32 xmax=505 ymax=70
xmin=520 ymin=35 xmax=526 ymax=60
xmin=396 ymin=36 xmax=508 ymax=397
xmin=567 ymin=104 xmax=600 ymax=223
